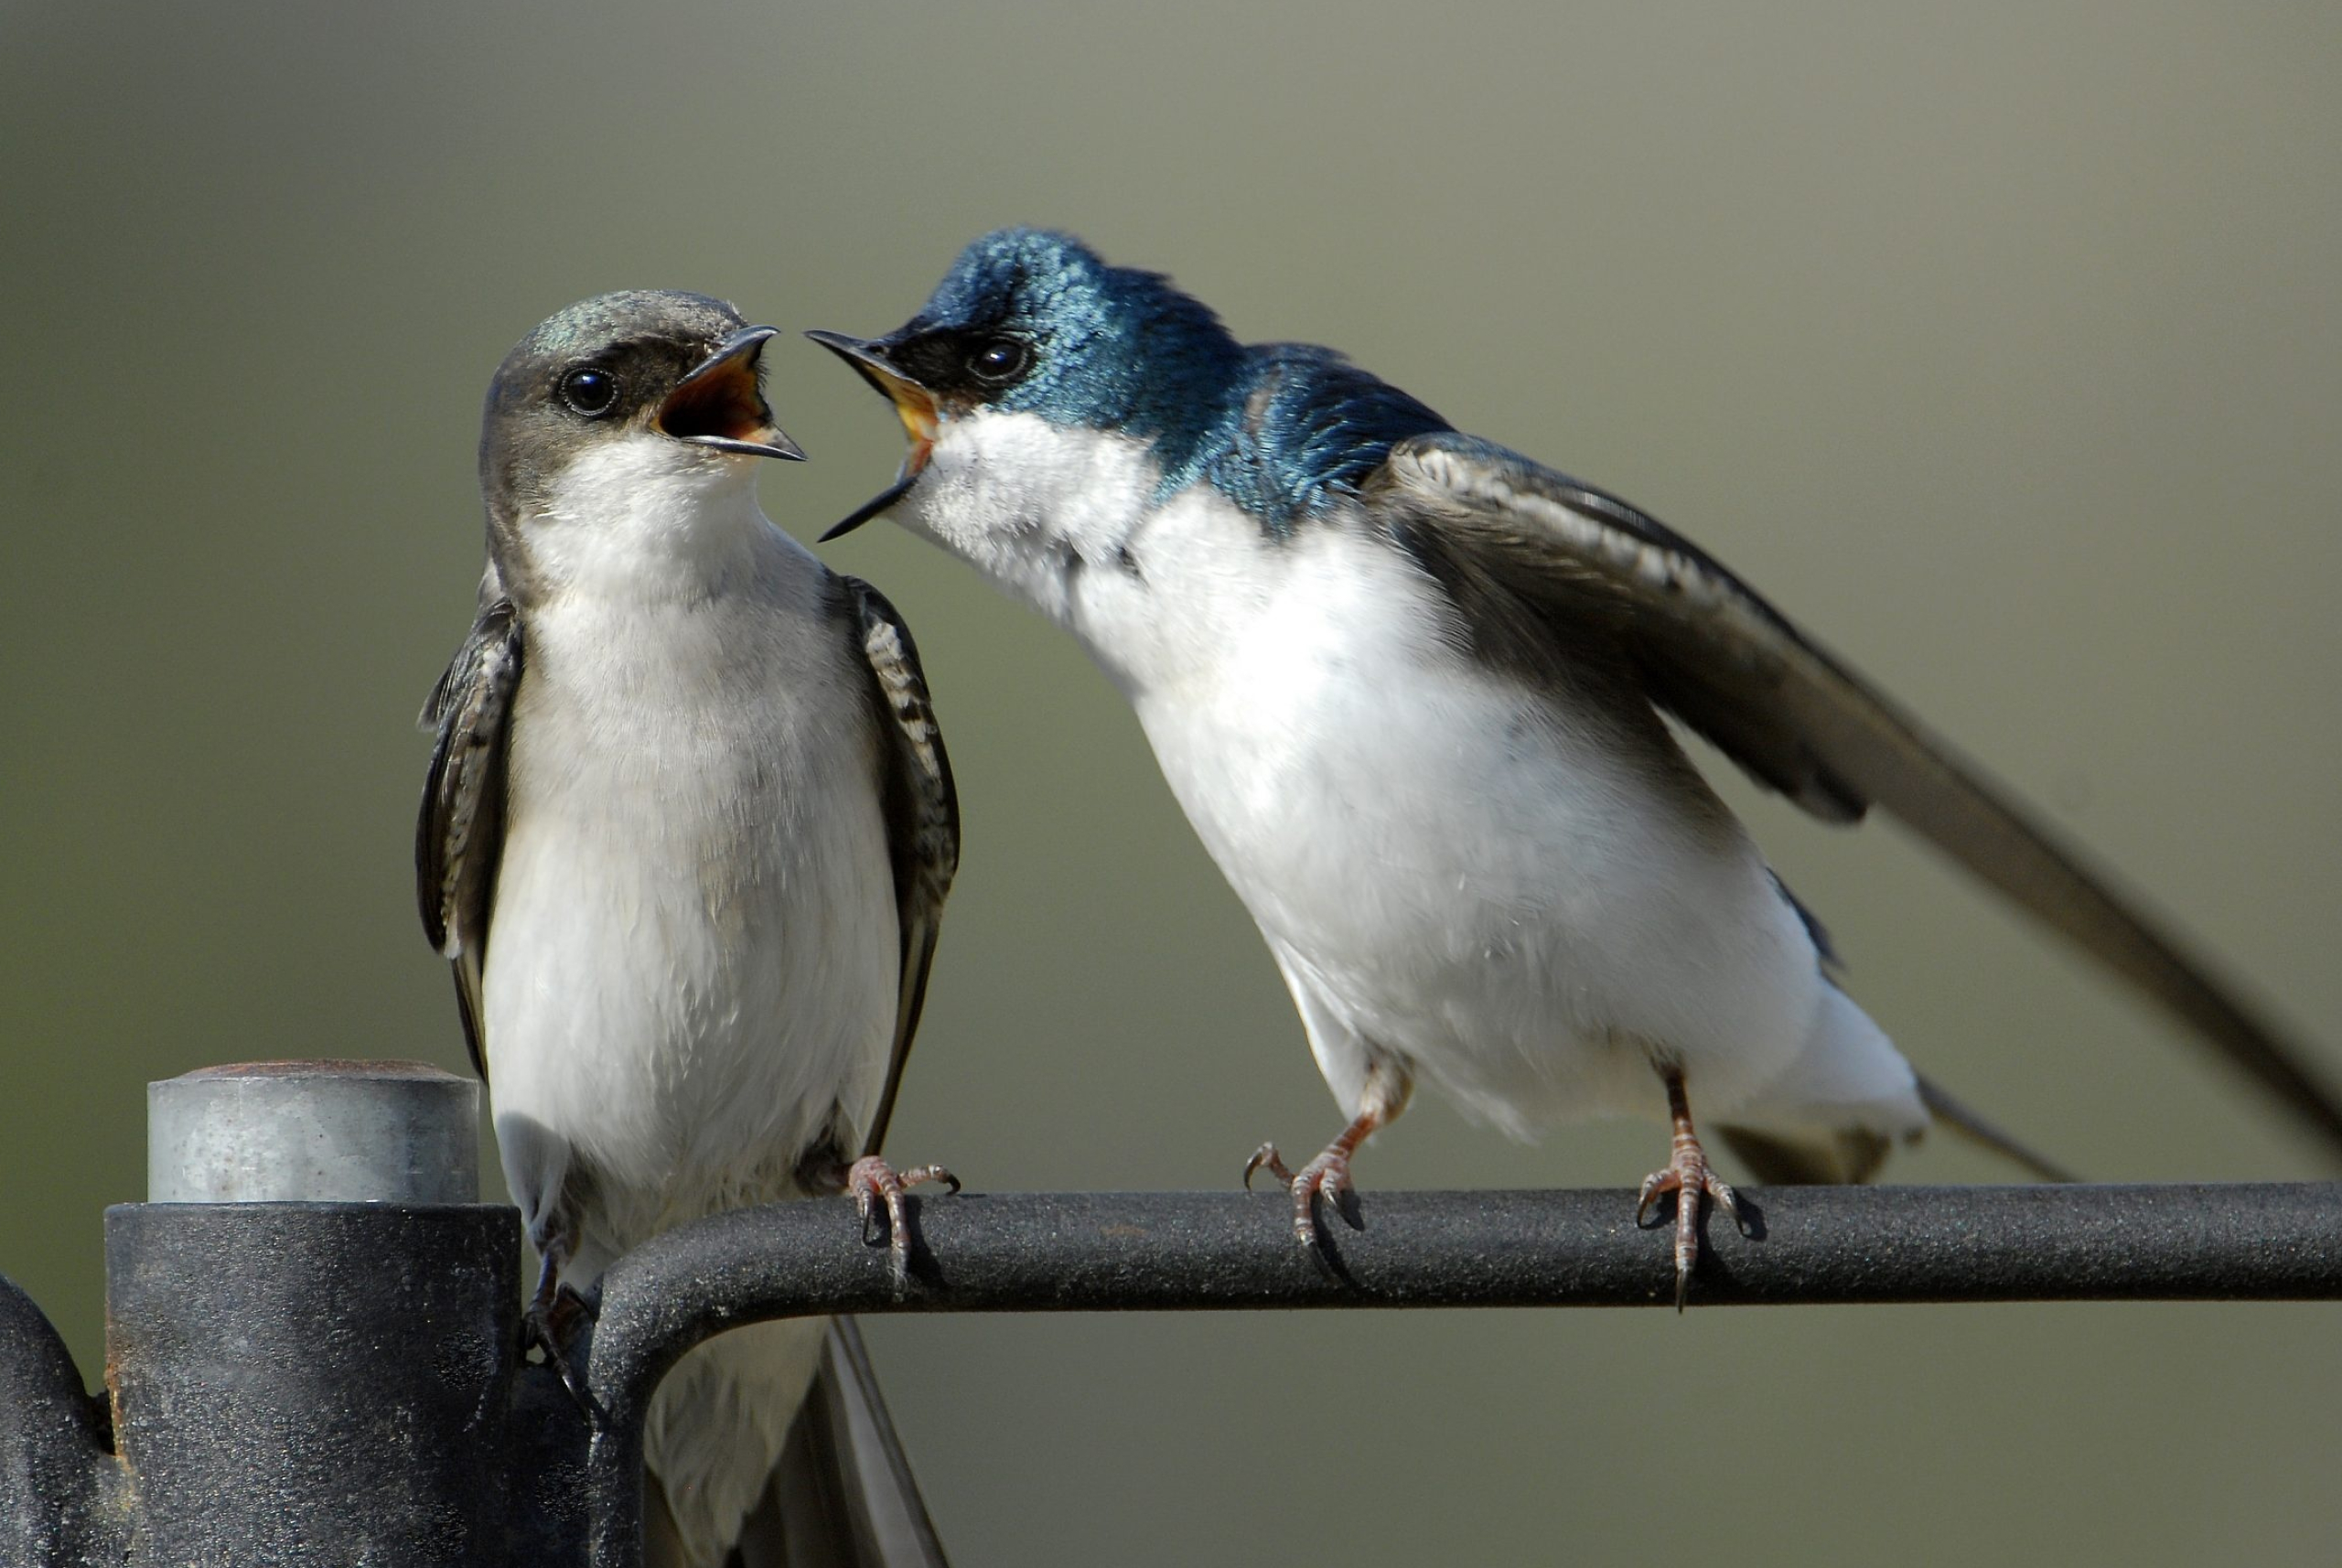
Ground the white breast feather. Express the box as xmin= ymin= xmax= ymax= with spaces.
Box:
xmin=481 ymin=436 xmax=900 ymax=1567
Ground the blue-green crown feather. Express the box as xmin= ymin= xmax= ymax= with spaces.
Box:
xmin=913 ymin=229 xmax=1453 ymax=532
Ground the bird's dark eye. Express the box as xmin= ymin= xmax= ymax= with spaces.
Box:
xmin=559 ymin=367 xmax=620 ymax=417
xmin=966 ymin=337 xmax=1031 ymax=384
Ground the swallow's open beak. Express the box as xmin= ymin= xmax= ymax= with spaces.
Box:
xmin=660 ymin=328 xmax=805 ymax=461
xmin=805 ymin=330 xmax=940 ymax=456
xmin=806 ymin=329 xmax=940 ymax=538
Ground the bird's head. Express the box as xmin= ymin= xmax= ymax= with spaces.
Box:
xmin=479 ymin=291 xmax=802 ymax=596
xmin=809 ymin=228 xmax=1247 ymax=543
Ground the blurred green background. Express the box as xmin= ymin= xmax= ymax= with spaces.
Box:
xmin=5 ymin=3 xmax=2340 ymax=1562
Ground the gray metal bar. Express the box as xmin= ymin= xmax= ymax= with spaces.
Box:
xmin=0 ymin=1272 xmax=119 ymax=1567
xmin=579 ymin=1181 xmax=2342 ymax=1565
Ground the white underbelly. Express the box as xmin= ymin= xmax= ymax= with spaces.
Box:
xmin=1133 ymin=639 xmax=1834 ymax=1133
xmin=481 ymin=616 xmax=899 ymax=1272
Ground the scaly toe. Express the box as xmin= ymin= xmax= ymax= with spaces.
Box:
xmin=1638 ymin=1152 xmax=1732 ymax=1310
xmin=1286 ymin=1153 xmax=1359 ymax=1249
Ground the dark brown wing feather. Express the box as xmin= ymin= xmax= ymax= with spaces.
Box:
xmin=415 ymin=579 xmax=524 ymax=1080
xmin=1375 ymin=431 xmax=2342 ymax=1155
xmin=839 ymin=576 xmax=959 ymax=1158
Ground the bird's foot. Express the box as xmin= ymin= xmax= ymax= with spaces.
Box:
xmin=522 ymin=1280 xmax=596 ymax=1413
xmin=1636 ymin=1139 xmax=1740 ymax=1311
xmin=847 ymin=1155 xmax=960 ymax=1284
xmin=1243 ymin=1077 xmax=1407 ymax=1261
xmin=1243 ymin=1140 xmax=1360 ymax=1251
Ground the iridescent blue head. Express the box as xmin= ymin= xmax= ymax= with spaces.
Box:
xmin=811 ymin=228 xmax=1451 ymax=536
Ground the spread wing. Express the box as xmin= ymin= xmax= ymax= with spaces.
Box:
xmin=841 ymin=576 xmax=960 ymax=1157
xmin=1373 ymin=430 xmax=2342 ymax=1153
xmin=415 ymin=569 xmax=524 ymax=1079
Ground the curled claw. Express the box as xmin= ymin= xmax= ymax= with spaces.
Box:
xmin=1242 ymin=1142 xmax=1295 ymax=1189
xmin=847 ymin=1155 xmax=960 ymax=1285
xmin=521 ymin=1251 xmax=596 ymax=1415
xmin=523 ymin=1296 xmax=594 ymax=1415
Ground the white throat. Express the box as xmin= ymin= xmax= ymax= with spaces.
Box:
xmin=894 ymin=411 xmax=1163 ymax=625
xmin=895 ymin=408 xmax=1385 ymax=706
xmin=525 ymin=432 xmax=774 ymax=606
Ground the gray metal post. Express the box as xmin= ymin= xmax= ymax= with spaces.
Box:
xmin=106 ymin=1059 xmax=585 ymax=1567
xmin=0 ymin=1059 xmax=590 ymax=1567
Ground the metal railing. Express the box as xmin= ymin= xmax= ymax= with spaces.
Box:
xmin=3 ymin=1062 xmax=2337 ymax=1567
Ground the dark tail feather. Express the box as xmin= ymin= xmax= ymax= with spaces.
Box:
xmin=1718 ymin=1123 xmax=1893 ymax=1186
xmin=1916 ymin=1074 xmax=2080 ymax=1184
xmin=713 ymin=1319 xmax=951 ymax=1568
xmin=1721 ymin=1078 xmax=2078 ymax=1187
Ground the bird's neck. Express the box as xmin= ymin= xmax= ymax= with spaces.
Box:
xmin=1160 ymin=345 xmax=1451 ymax=534
xmin=900 ymin=411 xmax=1163 ymax=627
xmin=520 ymin=435 xmax=785 ymax=608
xmin=902 ymin=408 xmax=1415 ymax=704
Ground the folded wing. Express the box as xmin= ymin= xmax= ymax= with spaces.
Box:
xmin=839 ymin=575 xmax=961 ymax=1159
xmin=415 ymin=570 xmax=525 ymax=1079
xmin=1374 ymin=431 xmax=2342 ymax=1154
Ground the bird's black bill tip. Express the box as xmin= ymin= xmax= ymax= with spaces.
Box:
xmin=804 ymin=328 xmax=876 ymax=360
xmin=682 ymin=431 xmax=807 ymax=462
xmin=805 ymin=328 xmax=911 ymax=401
xmin=805 ymin=329 xmax=933 ymax=539
xmin=821 ymin=475 xmax=918 ymax=542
